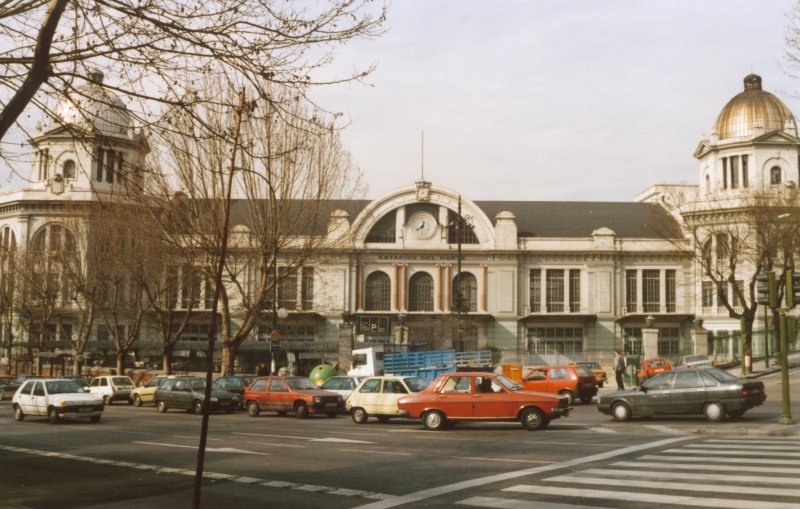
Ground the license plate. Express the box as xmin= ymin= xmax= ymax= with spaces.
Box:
xmin=325 ymin=403 xmax=338 ymax=407
xmin=78 ymin=407 xmax=93 ymax=413
xmin=751 ymin=389 xmax=760 ymax=394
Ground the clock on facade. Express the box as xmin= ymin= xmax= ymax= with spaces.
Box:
xmin=410 ymin=212 xmax=437 ymax=239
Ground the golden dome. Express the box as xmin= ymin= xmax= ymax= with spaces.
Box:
xmin=713 ymin=74 xmax=795 ymax=140
xmin=55 ymin=70 xmax=132 ymax=138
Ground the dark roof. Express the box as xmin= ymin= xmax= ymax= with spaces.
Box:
xmin=475 ymin=201 xmax=683 ymax=239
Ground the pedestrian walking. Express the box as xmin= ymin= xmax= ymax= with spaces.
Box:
xmin=613 ymin=350 xmax=626 ymax=391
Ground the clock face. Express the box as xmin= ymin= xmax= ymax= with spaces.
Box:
xmin=410 ymin=213 xmax=437 ymax=239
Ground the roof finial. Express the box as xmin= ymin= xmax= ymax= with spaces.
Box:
xmin=420 ymin=129 xmax=425 ymax=182
xmin=744 ymin=74 xmax=761 ymax=91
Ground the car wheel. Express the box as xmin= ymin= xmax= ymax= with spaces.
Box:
xmin=133 ymin=395 xmax=142 ymax=407
xmin=247 ymin=401 xmax=260 ymax=417
xmin=521 ymin=407 xmax=547 ymax=430
xmin=704 ymin=401 xmax=725 ymax=422
xmin=294 ymin=402 xmax=309 ymax=419
xmin=13 ymin=406 xmax=24 ymax=422
xmin=90 ymin=415 xmax=101 ymax=423
xmin=351 ymin=407 xmax=368 ymax=424
xmin=156 ymin=400 xmax=167 ymax=413
xmin=611 ymin=401 xmax=631 ymax=422
xmin=559 ymin=390 xmax=573 ymax=405
xmin=48 ymin=407 xmax=60 ymax=424
xmin=103 ymin=395 xmax=112 ymax=406
xmin=727 ymin=409 xmax=746 ymax=419
xmin=192 ymin=400 xmax=204 ymax=415
xmin=423 ymin=410 xmax=446 ymax=431
xmin=377 ymin=415 xmax=390 ymax=423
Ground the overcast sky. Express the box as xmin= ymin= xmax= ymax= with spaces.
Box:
xmin=312 ymin=0 xmax=800 ymax=202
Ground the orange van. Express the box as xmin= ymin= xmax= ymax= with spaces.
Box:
xmin=521 ymin=364 xmax=598 ymax=404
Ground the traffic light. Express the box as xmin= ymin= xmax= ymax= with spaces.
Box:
xmin=787 ymin=269 xmax=800 ymax=308
xmin=756 ymin=272 xmax=777 ymax=309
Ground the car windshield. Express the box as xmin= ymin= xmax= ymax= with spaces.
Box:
xmin=575 ymin=366 xmax=593 ymax=377
xmin=496 ymin=374 xmax=524 ymax=391
xmin=403 ymin=377 xmax=428 ymax=392
xmin=581 ymin=362 xmax=600 ymax=369
xmin=45 ymin=380 xmax=84 ymax=394
xmin=112 ymin=377 xmax=134 ymax=386
xmin=703 ymin=368 xmax=738 ymax=383
xmin=190 ymin=379 xmax=206 ymax=390
xmin=287 ymin=378 xmax=319 ymax=390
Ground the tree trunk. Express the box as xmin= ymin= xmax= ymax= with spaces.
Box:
xmin=162 ymin=350 xmax=173 ymax=374
xmin=220 ymin=343 xmax=237 ymax=375
xmin=116 ymin=351 xmax=126 ymax=376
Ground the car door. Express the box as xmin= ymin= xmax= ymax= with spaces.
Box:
xmin=89 ymin=377 xmax=101 ymax=398
xmin=16 ymin=381 xmax=36 ymax=414
xmin=638 ymin=372 xmax=675 ymax=415
xmin=522 ymin=368 xmax=549 ymax=393
xmin=268 ymin=378 xmax=290 ymax=412
xmin=172 ymin=379 xmax=193 ymax=409
xmin=379 ymin=379 xmax=408 ymax=415
xmin=32 ymin=381 xmax=49 ymax=415
xmin=473 ymin=376 xmax=512 ymax=418
xmin=435 ymin=375 xmax=474 ymax=418
xmin=669 ymin=370 xmax=706 ymax=415
xmin=354 ymin=378 xmax=381 ymax=413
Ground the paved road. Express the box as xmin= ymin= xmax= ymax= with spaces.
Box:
xmin=0 ymin=367 xmax=798 ymax=508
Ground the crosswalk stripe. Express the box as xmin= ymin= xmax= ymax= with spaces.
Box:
xmin=570 ymin=468 xmax=800 ymax=487
xmin=641 ymin=454 xmax=800 ymax=465
xmin=705 ymin=439 xmax=800 ymax=445
xmin=663 ymin=448 xmax=800 ymax=457
xmin=543 ymin=475 xmax=800 ymax=498
xmin=613 ymin=461 xmax=800 ymax=475
xmin=504 ymin=485 xmax=800 ymax=509
xmin=644 ymin=424 xmax=688 ymax=434
xmin=457 ymin=496 xmax=601 ymax=509
xmin=686 ymin=444 xmax=800 ymax=451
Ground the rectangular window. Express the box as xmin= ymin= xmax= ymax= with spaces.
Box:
xmin=527 ymin=327 xmax=583 ymax=355
xmin=96 ymin=148 xmax=105 ymax=182
xmin=642 ymin=269 xmax=660 ymax=312
xmin=569 ymin=269 xmax=580 ymax=312
xmin=105 ymin=149 xmax=115 ymax=183
xmin=730 ymin=155 xmax=739 ymax=189
xmin=702 ymin=281 xmax=714 ymax=308
xmin=96 ymin=325 xmax=109 ymax=342
xmin=717 ymin=284 xmax=728 ymax=307
xmin=545 ymin=269 xmax=564 ymax=312
xmin=742 ymin=155 xmax=749 ymax=188
xmin=181 ymin=266 xmax=201 ymax=309
xmin=301 ymin=267 xmax=314 ymax=310
xmin=529 ymin=269 xmax=541 ymax=312
xmin=60 ymin=323 xmax=72 ymax=343
xmin=204 ymin=279 xmax=213 ymax=310
xmin=722 ymin=157 xmax=728 ymax=189
xmin=625 ymin=270 xmax=637 ymax=312
xmin=665 ymin=269 xmax=676 ymax=312
xmin=658 ymin=327 xmax=680 ymax=355
xmin=623 ymin=327 xmax=642 ymax=355
xmin=278 ymin=267 xmax=297 ymax=310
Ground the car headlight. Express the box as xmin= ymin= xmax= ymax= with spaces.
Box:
xmin=60 ymin=401 xmax=71 ymax=407
xmin=210 ymin=397 xmax=219 ymax=402
xmin=314 ymin=396 xmax=322 ymax=403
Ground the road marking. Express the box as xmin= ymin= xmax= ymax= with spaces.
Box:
xmin=450 ymin=456 xmax=551 ymax=464
xmin=663 ymin=447 xmax=800 ymax=457
xmin=504 ymin=485 xmax=800 ymax=509
xmin=338 ymin=448 xmax=411 ymax=456
xmin=244 ymin=441 xmax=305 ymax=449
xmin=351 ymin=435 xmax=695 ymax=509
xmin=587 ymin=426 xmax=617 ymax=433
xmin=600 ymin=467 xmax=800 ymax=483
xmin=232 ymin=432 xmax=375 ymax=444
xmin=685 ymin=443 xmax=800 ymax=451
xmin=133 ymin=441 xmax=270 ymax=455
xmin=544 ymin=475 xmax=800 ymax=496
xmin=524 ymin=441 xmax=620 ymax=447
xmin=458 ymin=496 xmax=600 ymax=508
xmin=172 ymin=435 xmax=221 ymax=441
xmin=641 ymin=454 xmax=800 ymax=465
xmin=705 ymin=438 xmax=800 ymax=445
xmin=0 ymin=444 xmax=391 ymax=500
xmin=613 ymin=461 xmax=800 ymax=475
xmin=644 ymin=425 xmax=688 ymax=435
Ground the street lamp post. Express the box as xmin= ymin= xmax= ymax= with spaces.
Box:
xmin=778 ymin=307 xmax=795 ymax=425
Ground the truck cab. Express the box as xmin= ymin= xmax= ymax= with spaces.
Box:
xmin=348 ymin=346 xmax=385 ymax=377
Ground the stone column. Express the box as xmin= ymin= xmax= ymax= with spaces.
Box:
xmin=642 ymin=316 xmax=659 ymax=359
xmin=338 ymin=322 xmax=354 ymax=374
xmin=692 ymin=326 xmax=709 ymax=356
xmin=392 ymin=264 xmax=399 ymax=311
xmin=435 ymin=264 xmax=442 ymax=311
xmin=444 ymin=264 xmax=451 ymax=312
xmin=480 ymin=264 xmax=488 ymax=312
xmin=399 ymin=264 xmax=408 ymax=312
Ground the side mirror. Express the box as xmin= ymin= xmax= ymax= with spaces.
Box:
xmin=639 ymin=385 xmax=647 ymax=393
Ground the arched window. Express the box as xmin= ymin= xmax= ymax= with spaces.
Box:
xmin=366 ymin=211 xmax=397 ymax=243
xmin=452 ymin=272 xmax=478 ymax=312
xmin=1 ymin=226 xmax=16 ymax=252
xmin=701 ymin=239 xmax=712 ymax=268
xmin=771 ymin=166 xmax=782 ymax=185
xmin=408 ymin=272 xmax=434 ymax=311
xmin=63 ymin=159 xmax=76 ymax=179
xmin=30 ymin=224 xmax=76 ymax=305
xmin=32 ymin=224 xmax=76 ymax=254
xmin=704 ymin=175 xmax=711 ymax=195
xmin=365 ymin=271 xmax=391 ymax=311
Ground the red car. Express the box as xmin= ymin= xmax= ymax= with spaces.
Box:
xmin=521 ymin=364 xmax=598 ymax=405
xmin=397 ymin=372 xmax=570 ymax=431
xmin=243 ymin=376 xmax=344 ymax=418
xmin=636 ymin=357 xmax=671 ymax=385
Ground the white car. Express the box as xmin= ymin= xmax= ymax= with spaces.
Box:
xmin=346 ymin=376 xmax=428 ymax=424
xmin=676 ymin=354 xmax=713 ymax=368
xmin=89 ymin=375 xmax=135 ymax=405
xmin=12 ymin=379 xmax=104 ymax=423
xmin=320 ymin=376 xmax=366 ymax=401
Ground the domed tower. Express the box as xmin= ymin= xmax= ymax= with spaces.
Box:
xmin=29 ymin=70 xmax=146 ymax=197
xmin=694 ymin=74 xmax=799 ymax=198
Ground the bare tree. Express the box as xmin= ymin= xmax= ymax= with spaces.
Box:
xmin=0 ymin=241 xmax=20 ymax=372
xmin=0 ymin=0 xmax=385 ymax=169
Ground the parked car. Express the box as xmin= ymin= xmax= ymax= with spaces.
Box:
xmin=212 ymin=374 xmax=256 ymax=408
xmin=0 ymin=375 xmax=44 ymax=401
xmin=520 ymin=364 xmax=597 ymax=404
xmin=345 ymin=376 xmax=428 ymax=423
xmin=597 ymin=367 xmax=766 ymax=422
xmin=11 ymin=378 xmax=104 ymax=423
xmin=675 ymin=354 xmax=713 ymax=368
xmin=572 ymin=361 xmax=607 ymax=388
xmin=154 ymin=377 xmax=240 ymax=414
xmin=321 ymin=375 xmax=366 ymax=401
xmin=397 ymin=372 xmax=570 ymax=431
xmin=130 ymin=375 xmax=177 ymax=406
xmin=637 ymin=357 xmax=672 ymax=385
xmin=61 ymin=374 xmax=92 ymax=389
xmin=88 ymin=375 xmax=136 ymax=405
xmin=243 ymin=376 xmax=344 ymax=419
